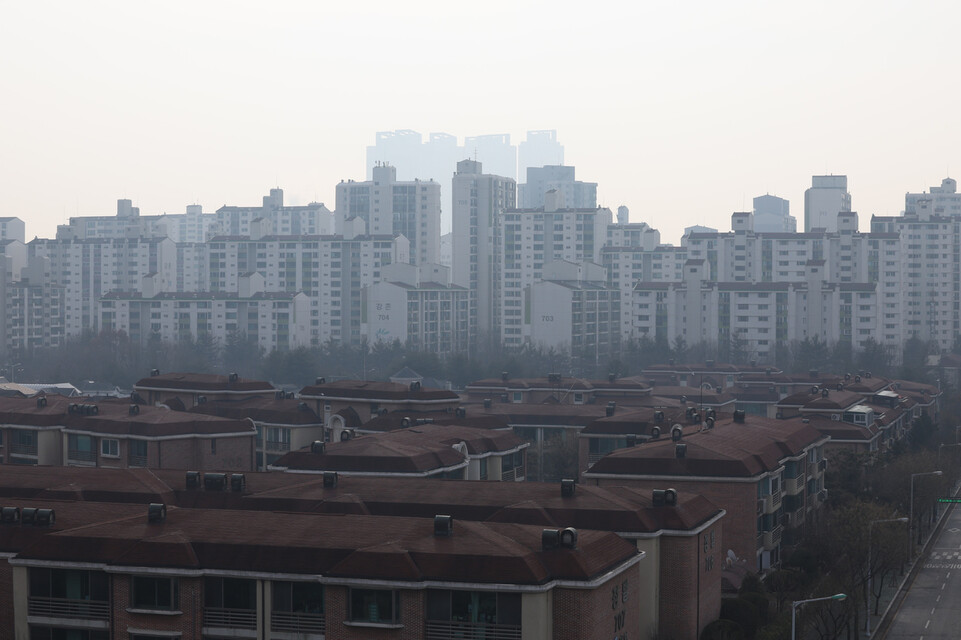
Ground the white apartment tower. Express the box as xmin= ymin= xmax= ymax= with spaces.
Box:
xmin=451 ymin=159 xmax=516 ymax=344
xmin=804 ymin=175 xmax=851 ymax=232
xmin=335 ymin=164 xmax=441 ymax=265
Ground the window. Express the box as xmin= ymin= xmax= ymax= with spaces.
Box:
xmin=273 ymin=581 xmax=324 ymax=614
xmin=131 ymin=576 xmax=179 ymax=610
xmin=349 ymin=588 xmax=400 ymax=624
xmin=205 ymin=577 xmax=256 ymax=610
xmin=100 ymin=439 xmax=119 ymax=457
xmin=210 ymin=439 xmax=217 ymax=454
xmin=427 ymin=590 xmax=521 ymax=627
xmin=30 ymin=567 xmax=108 ymax=601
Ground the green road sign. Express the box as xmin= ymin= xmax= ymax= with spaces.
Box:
xmin=938 ymin=497 xmax=961 ymax=503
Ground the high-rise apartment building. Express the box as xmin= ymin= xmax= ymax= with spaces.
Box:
xmin=804 ymin=175 xmax=851 ymax=232
xmin=905 ymin=177 xmax=961 ymax=216
xmin=497 ymin=202 xmax=612 ymax=346
xmin=335 ymin=164 xmax=440 ymax=265
xmin=518 ymin=130 xmax=564 ymax=178
xmin=753 ymin=194 xmax=796 ymax=232
xmin=518 ymin=165 xmax=598 ymax=210
xmin=451 ymin=160 xmax=516 ymax=344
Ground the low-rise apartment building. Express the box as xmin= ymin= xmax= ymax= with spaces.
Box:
xmin=133 ymin=371 xmax=276 ymax=408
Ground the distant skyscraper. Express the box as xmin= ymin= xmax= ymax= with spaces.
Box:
xmin=752 ymin=194 xmax=796 ymax=232
xmin=335 ymin=164 xmax=441 ymax=265
xmin=451 ymin=159 xmax=516 ymax=344
xmin=519 ymin=165 xmax=597 ymax=209
xmin=463 ymin=134 xmax=516 ymax=180
xmin=804 ymin=175 xmax=851 ymax=232
xmin=518 ymin=130 xmax=564 ymax=178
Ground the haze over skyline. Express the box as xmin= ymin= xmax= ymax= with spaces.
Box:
xmin=3 ymin=1 xmax=959 ymax=244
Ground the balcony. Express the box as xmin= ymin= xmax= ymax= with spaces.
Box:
xmin=770 ymin=487 xmax=782 ymax=508
xmin=587 ymin=452 xmax=605 ymax=466
xmin=818 ymin=458 xmax=827 ymax=473
xmin=426 ymin=621 xmax=522 ymax=640
xmin=67 ymin=449 xmax=97 ymax=465
xmin=28 ymin=596 xmax=109 ymax=620
xmin=10 ymin=441 xmax=37 ymax=457
xmin=265 ymin=440 xmax=291 ymax=453
xmin=203 ymin=607 xmax=257 ymax=630
xmin=784 ymin=475 xmax=805 ymax=495
xmin=271 ymin=610 xmax=325 ymax=634
xmin=763 ymin=525 xmax=783 ymax=549
xmin=782 ymin=508 xmax=805 ymax=529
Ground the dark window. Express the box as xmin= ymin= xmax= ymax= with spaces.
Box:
xmin=29 ymin=568 xmax=108 ymax=601
xmin=30 ymin=628 xmax=108 ymax=640
xmin=131 ymin=576 xmax=178 ymax=610
xmin=426 ymin=590 xmax=521 ymax=625
xmin=204 ymin=577 xmax=256 ymax=610
xmin=349 ymin=588 xmax=399 ymax=624
xmin=272 ymin=581 xmax=324 ymax=613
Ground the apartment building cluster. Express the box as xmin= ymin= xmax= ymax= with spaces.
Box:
xmin=4 ymin=148 xmax=961 ymax=363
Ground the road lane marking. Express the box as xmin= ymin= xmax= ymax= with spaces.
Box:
xmin=926 ymin=620 xmax=931 ymax=629
xmin=937 ymin=595 xmax=942 ymax=602
xmin=932 ymin=607 xmax=936 ymax=614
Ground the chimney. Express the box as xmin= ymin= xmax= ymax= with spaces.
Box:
xmin=675 ymin=443 xmax=687 ymax=458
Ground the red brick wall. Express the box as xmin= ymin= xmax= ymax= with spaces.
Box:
xmin=0 ymin=561 xmax=12 ymax=640
xmin=112 ymin=574 xmax=203 ymax=638
xmin=588 ymin=476 xmax=759 ymax=566
xmin=553 ymin=569 xmax=640 ymax=640
xmin=324 ymin=586 xmax=425 ymax=640
xmin=156 ymin=435 xmax=254 ymax=471
xmin=659 ymin=526 xmax=723 ymax=639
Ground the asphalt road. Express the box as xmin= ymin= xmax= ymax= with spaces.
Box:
xmin=884 ymin=503 xmax=961 ymax=639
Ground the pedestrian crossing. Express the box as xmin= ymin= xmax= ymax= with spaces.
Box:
xmin=925 ymin=549 xmax=961 ymax=569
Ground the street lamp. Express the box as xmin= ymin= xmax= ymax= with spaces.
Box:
xmin=792 ymin=593 xmax=847 ymax=640
xmin=909 ymin=470 xmax=943 ymax=554
xmin=865 ymin=517 xmax=908 ymax=637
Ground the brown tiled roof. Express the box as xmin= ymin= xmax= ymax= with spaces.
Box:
xmin=299 ymin=380 xmax=458 ymax=402
xmin=460 ymin=402 xmax=612 ymax=426
xmin=271 ymin=424 xmax=526 ymax=474
xmin=803 ymin=415 xmax=879 ymax=441
xmin=133 ymin=372 xmax=274 ymax=393
xmin=14 ymin=505 xmax=637 ymax=585
xmin=587 ymin=416 xmax=825 ymax=478
xmin=360 ymin=410 xmax=510 ymax=433
xmin=580 ymin=408 xmax=690 ymax=436
xmin=0 ymin=396 xmax=254 ymax=437
xmin=777 ymin=389 xmax=864 ymax=411
xmin=188 ymin=396 xmax=322 ymax=425
xmin=0 ymin=466 xmax=722 ymax=537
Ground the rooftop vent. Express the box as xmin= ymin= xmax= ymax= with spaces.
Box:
xmin=608 ymin=373 xmax=616 ymax=383
xmin=626 ymin=434 xmax=638 ymax=447
xmin=650 ymin=426 xmax=661 ymax=439
xmin=323 ymin=471 xmax=338 ymax=488
xmin=298 ymin=402 xmax=309 ymax=411
xmin=455 ymin=407 xmax=466 ymax=418
xmin=20 ymin=508 xmax=37 ymax=525
xmin=150 ymin=368 xmax=160 ymax=376
xmin=855 ymin=375 xmax=862 ymax=383
xmin=653 ymin=410 xmax=665 ymax=423
xmin=866 ymin=371 xmax=872 ymax=379
xmin=185 ymin=471 xmax=200 ymax=490
xmin=732 ymin=410 xmax=746 ymax=423
xmin=542 ymin=528 xmax=560 ymax=550
xmin=275 ymin=390 xmax=285 ymax=400
xmin=340 ymin=429 xmax=354 ymax=441
xmin=315 ymin=377 xmax=326 ymax=385
xmin=561 ymin=479 xmax=576 ymax=497
xmin=810 ymin=386 xmax=819 ymax=395
xmin=197 ymin=395 xmax=207 ymax=404
xmin=844 ymin=372 xmax=851 ymax=380
xmin=821 ymin=388 xmax=830 ymax=398
xmin=311 ymin=441 xmax=326 ymax=455
xmin=1 ymin=507 xmax=19 ymax=524
xmin=548 ymin=373 xmax=561 ymax=384
xmin=34 ymin=509 xmax=54 ymax=527
xmin=204 ymin=473 xmax=227 ymax=491
xmin=434 ymin=515 xmax=453 ymax=537
xmin=401 ymin=416 xmax=412 ymax=428
xmin=749 ymin=359 xmax=757 ymax=367
xmin=705 ymin=416 xmax=715 ymax=430
xmin=675 ymin=443 xmax=687 ymax=458
xmin=680 ymin=395 xmax=687 ymax=404
xmin=483 ymin=398 xmax=492 ymax=409
xmin=148 ymin=503 xmax=166 ymax=523
xmin=36 ymin=397 xmax=47 ymax=409
xmin=606 ymin=404 xmax=616 ymax=417
xmin=836 ymin=383 xmax=843 ymax=391
xmin=653 ymin=488 xmax=678 ymax=507
xmin=129 ymin=404 xmax=140 ymax=416
xmin=228 ymin=373 xmax=238 ymax=382
xmin=501 ymin=371 xmax=509 ymax=382
xmin=671 ymin=425 xmax=683 ymax=441
xmin=410 ymin=381 xmax=421 ymax=392
xmin=230 ymin=474 xmax=246 ymax=492
xmin=560 ymin=527 xmax=578 ymax=549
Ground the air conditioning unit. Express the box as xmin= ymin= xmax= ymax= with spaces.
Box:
xmin=203 ymin=473 xmax=227 ymax=491
xmin=185 ymin=471 xmax=200 ymax=490
xmin=230 ymin=474 xmax=246 ymax=492
xmin=148 ymin=503 xmax=166 ymax=523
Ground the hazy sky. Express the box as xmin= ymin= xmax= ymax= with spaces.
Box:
xmin=2 ymin=1 xmax=960 ymax=244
